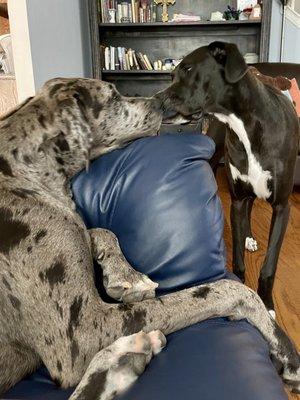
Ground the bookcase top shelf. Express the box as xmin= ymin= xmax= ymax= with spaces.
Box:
xmin=102 ymin=70 xmax=171 ymax=74
xmin=99 ymin=20 xmax=262 ymax=28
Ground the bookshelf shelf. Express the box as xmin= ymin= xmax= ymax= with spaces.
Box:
xmin=101 ymin=70 xmax=171 ymax=73
xmin=101 ymin=70 xmax=172 ymax=81
xmin=99 ymin=20 xmax=262 ymax=28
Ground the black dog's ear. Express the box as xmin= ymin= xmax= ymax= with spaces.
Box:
xmin=208 ymin=41 xmax=248 ymax=84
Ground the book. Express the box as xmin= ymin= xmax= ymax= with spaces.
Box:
xmin=125 ymin=52 xmax=130 ymax=70
xmin=134 ymin=0 xmax=139 ymax=23
xmin=143 ymin=54 xmax=153 ymax=70
xmin=117 ymin=3 xmax=122 ymax=22
xmin=131 ymin=0 xmax=136 ymax=22
xmin=110 ymin=46 xmax=115 ymax=70
xmin=127 ymin=48 xmax=134 ymax=69
xmin=136 ymin=52 xmax=146 ymax=69
xmin=100 ymin=0 xmax=161 ymax=23
xmin=132 ymin=50 xmax=140 ymax=70
xmin=104 ymin=47 xmax=110 ymax=70
xmin=102 ymin=46 xmax=161 ymax=71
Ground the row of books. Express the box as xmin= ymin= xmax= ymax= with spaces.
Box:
xmin=101 ymin=46 xmax=180 ymax=71
xmin=99 ymin=0 xmax=157 ymax=23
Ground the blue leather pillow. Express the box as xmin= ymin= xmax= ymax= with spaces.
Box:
xmin=72 ymin=134 xmax=227 ymax=295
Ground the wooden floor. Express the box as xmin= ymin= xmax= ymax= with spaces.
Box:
xmin=216 ymin=167 xmax=300 ymax=400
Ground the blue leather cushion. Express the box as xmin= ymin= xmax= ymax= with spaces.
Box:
xmin=4 ymin=133 xmax=287 ymax=400
xmin=118 ymin=318 xmax=287 ymax=400
xmin=72 ymin=134 xmax=227 ymax=295
xmin=5 ymin=317 xmax=287 ymax=400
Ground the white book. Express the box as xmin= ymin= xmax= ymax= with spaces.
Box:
xmin=104 ymin=47 xmax=110 ymax=70
xmin=143 ymin=54 xmax=153 ymax=70
xmin=128 ymin=48 xmax=134 ymax=69
xmin=122 ymin=48 xmax=128 ymax=70
xmin=128 ymin=4 xmax=133 ymax=23
xmin=117 ymin=47 xmax=123 ymax=70
xmin=121 ymin=2 xmax=129 ymax=22
xmin=110 ymin=46 xmax=115 ymax=70
xmin=125 ymin=52 xmax=130 ymax=70
xmin=131 ymin=0 xmax=136 ymax=22
xmin=117 ymin=3 xmax=122 ymax=23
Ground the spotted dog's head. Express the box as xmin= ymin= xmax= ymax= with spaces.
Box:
xmin=0 ymin=78 xmax=162 ymax=177
xmin=42 ymin=78 xmax=162 ymax=160
xmin=155 ymin=41 xmax=248 ymax=122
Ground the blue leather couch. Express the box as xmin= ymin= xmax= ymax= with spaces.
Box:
xmin=4 ymin=134 xmax=287 ymax=400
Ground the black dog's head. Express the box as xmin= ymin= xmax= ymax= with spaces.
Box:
xmin=156 ymin=41 xmax=248 ymax=122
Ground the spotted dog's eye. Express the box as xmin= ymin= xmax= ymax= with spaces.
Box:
xmin=73 ymin=93 xmax=80 ymax=101
xmin=184 ymin=66 xmax=193 ymax=73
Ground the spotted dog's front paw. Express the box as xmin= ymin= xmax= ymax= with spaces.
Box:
xmin=106 ymin=331 xmax=166 ymax=395
xmin=113 ymin=330 xmax=166 ymax=359
xmin=71 ymin=331 xmax=166 ymax=400
xmin=104 ymin=271 xmax=158 ymax=303
xmin=245 ymin=237 xmax=258 ymax=252
xmin=283 ymin=366 xmax=300 ymax=394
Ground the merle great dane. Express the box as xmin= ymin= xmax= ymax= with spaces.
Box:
xmin=0 ymin=77 xmax=299 ymax=399
xmin=156 ymin=41 xmax=300 ymax=317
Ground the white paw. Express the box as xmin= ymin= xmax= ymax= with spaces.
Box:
xmin=245 ymin=237 xmax=258 ymax=252
xmin=113 ymin=330 xmax=166 ymax=357
xmin=269 ymin=310 xmax=276 ymax=320
xmin=148 ymin=330 xmax=167 ymax=355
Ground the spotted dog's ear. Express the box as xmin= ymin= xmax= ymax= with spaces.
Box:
xmin=208 ymin=41 xmax=248 ymax=84
xmin=53 ymin=87 xmax=93 ymax=171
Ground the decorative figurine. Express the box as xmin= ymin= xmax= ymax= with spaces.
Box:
xmin=250 ymin=3 xmax=262 ymax=20
xmin=154 ymin=0 xmax=175 ymax=23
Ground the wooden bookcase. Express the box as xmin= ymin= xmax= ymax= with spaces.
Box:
xmin=88 ymin=0 xmax=272 ymax=132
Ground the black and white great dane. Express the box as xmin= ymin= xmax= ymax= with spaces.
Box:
xmin=156 ymin=41 xmax=299 ymax=316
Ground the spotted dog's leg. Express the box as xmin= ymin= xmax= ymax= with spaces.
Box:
xmin=107 ymin=279 xmax=299 ymax=394
xmin=89 ymin=228 xmax=158 ymax=303
xmin=69 ymin=331 xmax=166 ymax=400
xmin=0 ymin=343 xmax=40 ymax=394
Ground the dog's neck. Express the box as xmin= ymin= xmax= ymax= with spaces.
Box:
xmin=207 ymin=71 xmax=276 ymax=125
xmin=0 ymin=106 xmax=92 ymax=207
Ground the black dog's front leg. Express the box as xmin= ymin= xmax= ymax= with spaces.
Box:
xmin=258 ymin=202 xmax=290 ymax=314
xmin=231 ymin=197 xmax=255 ymax=282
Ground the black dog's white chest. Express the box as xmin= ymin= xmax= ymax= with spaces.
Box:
xmin=213 ymin=113 xmax=272 ymax=200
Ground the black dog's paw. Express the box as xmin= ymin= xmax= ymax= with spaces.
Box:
xmin=245 ymin=237 xmax=258 ymax=252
